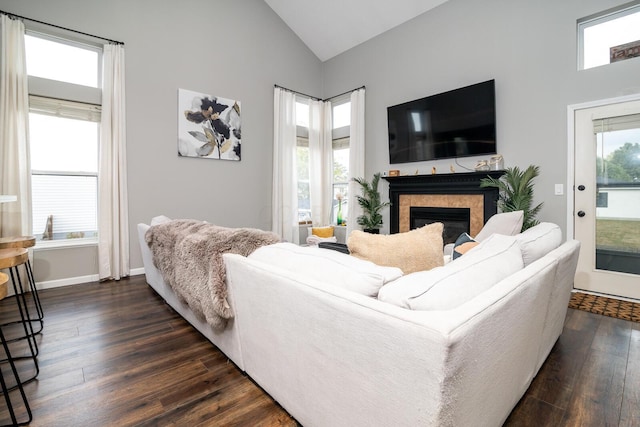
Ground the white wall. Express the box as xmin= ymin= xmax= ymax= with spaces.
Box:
xmin=0 ymin=0 xmax=322 ymax=283
xmin=321 ymin=0 xmax=640 ymax=235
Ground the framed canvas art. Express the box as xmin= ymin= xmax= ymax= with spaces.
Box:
xmin=178 ymin=88 xmax=241 ymax=161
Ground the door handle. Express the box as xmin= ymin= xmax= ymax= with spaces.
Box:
xmin=577 ymin=210 xmax=586 ymax=217
xmin=577 ymin=185 xmax=585 ymax=191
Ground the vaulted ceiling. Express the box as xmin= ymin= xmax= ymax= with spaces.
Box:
xmin=264 ymin=0 xmax=450 ymax=62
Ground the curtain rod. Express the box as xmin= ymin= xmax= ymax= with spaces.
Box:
xmin=0 ymin=9 xmax=124 ymax=45
xmin=327 ymin=85 xmax=365 ymax=101
xmin=274 ymin=84 xmax=365 ymax=102
xmin=274 ymin=84 xmax=321 ymax=101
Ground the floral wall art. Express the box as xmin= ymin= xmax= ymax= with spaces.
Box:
xmin=178 ymin=88 xmax=241 ymax=161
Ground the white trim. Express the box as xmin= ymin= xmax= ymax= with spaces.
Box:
xmin=332 ymin=125 xmax=349 ymax=140
xmin=36 ymin=273 xmax=99 ymax=290
xmin=566 ymin=92 xmax=640 ymax=239
xmin=27 ymin=267 xmax=146 ymax=292
xmin=566 ymin=104 xmax=576 ymax=240
xmin=571 ymin=288 xmax=640 ymax=303
xmin=33 ymin=238 xmax=98 ymax=250
xmin=130 ymin=267 xmax=145 ymax=276
xmin=28 ymin=77 xmax=102 ymax=106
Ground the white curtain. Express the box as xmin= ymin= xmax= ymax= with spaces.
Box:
xmin=0 ymin=14 xmax=31 ymax=238
xmin=347 ymin=88 xmax=365 ymax=237
xmin=98 ymin=44 xmax=129 ymax=280
xmin=272 ymin=87 xmax=299 ymax=244
xmin=308 ymin=99 xmax=333 ymax=226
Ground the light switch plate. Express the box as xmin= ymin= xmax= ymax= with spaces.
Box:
xmin=554 ymin=184 xmax=564 ymax=196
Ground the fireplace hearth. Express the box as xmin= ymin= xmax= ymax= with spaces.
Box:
xmin=383 ymin=171 xmax=504 ymax=237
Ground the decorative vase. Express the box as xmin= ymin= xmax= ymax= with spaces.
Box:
xmin=489 ymin=154 xmax=504 ymax=170
xmin=364 ymin=229 xmax=380 ymax=234
xmin=337 ymin=201 xmax=343 ymax=226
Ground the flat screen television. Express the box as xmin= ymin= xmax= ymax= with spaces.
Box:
xmin=387 ymin=79 xmax=496 ymax=164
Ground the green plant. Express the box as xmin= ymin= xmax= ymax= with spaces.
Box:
xmin=353 ymin=172 xmax=390 ymax=231
xmin=480 ymin=165 xmax=543 ymax=230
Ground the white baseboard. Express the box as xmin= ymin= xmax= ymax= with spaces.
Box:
xmin=37 ymin=274 xmax=100 ymax=290
xmin=130 ymin=267 xmax=145 ymax=276
xmin=35 ymin=267 xmax=146 ymax=290
xmin=572 ymin=287 xmax=640 ymax=303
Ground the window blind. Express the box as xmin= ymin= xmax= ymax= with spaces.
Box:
xmin=31 ymin=174 xmax=97 ymax=238
xmin=29 ymin=95 xmax=101 ymax=122
xmin=593 ymin=113 xmax=640 ymax=133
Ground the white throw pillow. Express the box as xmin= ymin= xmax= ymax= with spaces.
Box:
xmin=249 ymin=242 xmax=403 ymax=297
xmin=378 ymin=234 xmax=523 ymax=310
xmin=516 ymin=222 xmax=562 ymax=266
xmin=474 ymin=210 xmax=524 ymax=242
xmin=150 ymin=215 xmax=172 ymax=226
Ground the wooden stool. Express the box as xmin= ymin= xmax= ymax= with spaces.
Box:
xmin=0 ymin=237 xmax=35 ymax=250
xmin=0 ymin=248 xmax=39 ymax=383
xmin=0 ymin=237 xmax=42 ymax=324
xmin=0 ymin=272 xmax=33 ymax=426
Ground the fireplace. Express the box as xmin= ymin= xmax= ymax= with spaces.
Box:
xmin=411 ymin=207 xmax=471 ymax=244
xmin=383 ymin=171 xmax=504 ymax=238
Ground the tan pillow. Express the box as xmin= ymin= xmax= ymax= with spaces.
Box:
xmin=347 ymin=223 xmax=444 ymax=274
xmin=312 ymin=226 xmax=334 ymax=238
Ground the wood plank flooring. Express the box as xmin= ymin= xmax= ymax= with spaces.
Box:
xmin=0 ymin=275 xmax=637 ymax=426
xmin=505 ymin=302 xmax=640 ymax=426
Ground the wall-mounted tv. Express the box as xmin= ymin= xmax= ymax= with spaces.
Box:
xmin=387 ymin=79 xmax=496 ymax=164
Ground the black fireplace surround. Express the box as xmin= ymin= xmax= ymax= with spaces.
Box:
xmin=383 ymin=171 xmax=505 ymax=235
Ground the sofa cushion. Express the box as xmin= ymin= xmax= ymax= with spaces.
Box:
xmin=452 ymin=233 xmax=479 ymax=260
xmin=248 ymin=242 xmax=402 ymax=297
xmin=312 ymin=226 xmax=334 ymax=238
xmin=474 ymin=210 xmax=524 ymax=241
xmin=347 ymin=223 xmax=444 ymax=274
xmin=378 ymin=234 xmax=523 ymax=310
xmin=516 ymin=222 xmax=562 ymax=266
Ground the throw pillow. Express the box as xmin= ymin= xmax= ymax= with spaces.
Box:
xmin=312 ymin=226 xmax=334 ymax=238
xmin=516 ymin=222 xmax=562 ymax=266
xmin=150 ymin=215 xmax=172 ymax=226
xmin=474 ymin=210 xmax=524 ymax=242
xmin=378 ymin=234 xmax=523 ymax=310
xmin=452 ymin=232 xmax=479 ymax=260
xmin=347 ymin=223 xmax=444 ymax=274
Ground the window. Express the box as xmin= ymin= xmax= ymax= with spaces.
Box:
xmin=578 ymin=2 xmax=640 ymax=70
xmin=294 ymin=98 xmax=351 ymax=225
xmin=296 ymin=100 xmax=311 ymax=223
xmin=332 ymin=100 xmax=350 ymax=225
xmin=25 ymin=32 xmax=102 ymax=244
xmin=24 ymin=34 xmax=100 ymax=87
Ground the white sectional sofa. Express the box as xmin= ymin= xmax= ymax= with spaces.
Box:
xmin=137 ymin=220 xmax=580 ymax=427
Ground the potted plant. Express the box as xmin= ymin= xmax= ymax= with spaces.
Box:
xmin=353 ymin=172 xmax=390 ymax=233
xmin=480 ymin=165 xmax=543 ymax=230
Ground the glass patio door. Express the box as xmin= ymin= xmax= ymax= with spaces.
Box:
xmin=574 ymin=99 xmax=640 ymax=299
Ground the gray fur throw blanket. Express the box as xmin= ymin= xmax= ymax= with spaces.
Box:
xmin=145 ymin=219 xmax=280 ymax=330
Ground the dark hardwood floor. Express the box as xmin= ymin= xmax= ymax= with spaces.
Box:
xmin=0 ymin=275 xmax=638 ymax=426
